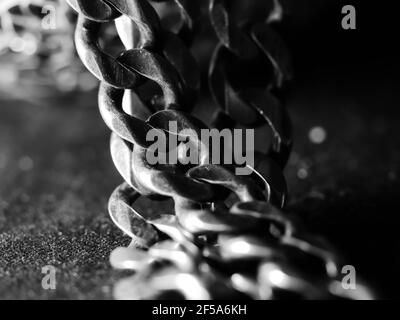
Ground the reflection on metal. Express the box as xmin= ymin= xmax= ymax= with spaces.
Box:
xmin=65 ymin=0 xmax=374 ymax=300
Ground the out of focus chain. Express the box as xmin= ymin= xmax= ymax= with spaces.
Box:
xmin=68 ymin=0 xmax=373 ymax=299
xmin=0 ymin=0 xmax=67 ymax=54
xmin=0 ymin=0 xmax=94 ymax=92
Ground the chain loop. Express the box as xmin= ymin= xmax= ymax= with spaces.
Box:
xmin=68 ymin=0 xmax=373 ymax=300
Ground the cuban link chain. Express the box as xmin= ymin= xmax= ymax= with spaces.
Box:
xmin=67 ymin=0 xmax=373 ymax=300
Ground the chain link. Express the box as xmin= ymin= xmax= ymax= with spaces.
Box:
xmin=68 ymin=0 xmax=373 ymax=299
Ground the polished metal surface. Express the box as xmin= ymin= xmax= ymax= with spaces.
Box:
xmin=67 ymin=0 xmax=373 ymax=300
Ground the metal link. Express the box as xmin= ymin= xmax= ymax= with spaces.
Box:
xmin=68 ymin=0 xmax=374 ymax=300
xmin=75 ymin=16 xmax=141 ymax=88
xmin=67 ymin=0 xmax=122 ymax=22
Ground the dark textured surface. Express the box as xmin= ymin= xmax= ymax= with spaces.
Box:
xmin=1 ymin=0 xmax=399 ymax=299
xmin=1 ymin=72 xmax=399 ymax=299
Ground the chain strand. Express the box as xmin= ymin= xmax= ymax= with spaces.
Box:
xmin=68 ymin=0 xmax=373 ymax=300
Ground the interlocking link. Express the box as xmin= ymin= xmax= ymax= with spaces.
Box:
xmin=68 ymin=0 xmax=373 ymax=299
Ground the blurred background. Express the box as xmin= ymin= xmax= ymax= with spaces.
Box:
xmin=0 ymin=0 xmax=399 ymax=299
